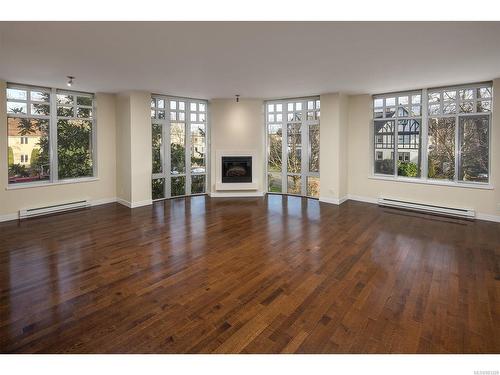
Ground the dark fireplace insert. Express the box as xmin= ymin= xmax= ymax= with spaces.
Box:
xmin=222 ymin=156 xmax=252 ymax=183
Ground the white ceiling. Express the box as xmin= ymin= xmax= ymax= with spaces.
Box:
xmin=1 ymin=22 xmax=499 ymax=99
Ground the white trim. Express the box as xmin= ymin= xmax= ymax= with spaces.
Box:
xmin=0 ymin=197 xmax=117 ymax=223
xmin=209 ymin=191 xmax=264 ymax=198
xmin=346 ymin=194 xmax=378 ymax=204
xmin=117 ymin=198 xmax=152 ymax=208
xmin=476 ymin=213 xmax=500 ymax=223
xmin=0 ymin=213 xmax=19 ymax=223
xmin=6 ymin=177 xmax=100 ymax=190
xmin=319 ymin=196 xmax=348 ymax=205
xmin=368 ymin=174 xmax=493 ymax=190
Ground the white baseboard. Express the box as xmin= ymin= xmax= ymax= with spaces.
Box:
xmin=209 ymin=191 xmax=265 ymax=198
xmin=116 ymin=198 xmax=152 ymax=208
xmin=89 ymin=197 xmax=117 ymax=206
xmin=346 ymin=194 xmax=500 ymax=223
xmin=346 ymin=194 xmax=378 ymax=205
xmin=0 ymin=212 xmax=19 ymax=223
xmin=319 ymin=196 xmax=348 ymax=205
xmin=0 ymin=197 xmax=117 ymax=223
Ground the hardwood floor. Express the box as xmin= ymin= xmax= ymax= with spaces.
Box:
xmin=0 ymin=195 xmax=499 ymax=353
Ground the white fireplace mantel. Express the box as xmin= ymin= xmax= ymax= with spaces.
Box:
xmin=215 ymin=150 xmax=258 ymax=191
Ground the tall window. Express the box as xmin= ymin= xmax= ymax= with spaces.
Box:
xmin=151 ymin=96 xmax=207 ymax=200
xmin=373 ymin=82 xmax=491 ymax=185
xmin=266 ymin=97 xmax=320 ymax=198
xmin=373 ymin=91 xmax=422 ymax=177
xmin=6 ymin=84 xmax=95 ymax=185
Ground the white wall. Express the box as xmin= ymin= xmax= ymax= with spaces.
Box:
xmin=209 ymin=99 xmax=265 ymax=196
xmin=319 ymin=93 xmax=349 ymax=203
xmin=115 ymin=91 xmax=151 ymax=207
xmin=346 ymin=78 xmax=500 ymax=220
xmin=0 ymin=80 xmax=117 ymax=219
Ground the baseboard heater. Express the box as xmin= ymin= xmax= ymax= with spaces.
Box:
xmin=377 ymin=197 xmax=475 ymax=219
xmin=19 ymin=200 xmax=90 ymax=219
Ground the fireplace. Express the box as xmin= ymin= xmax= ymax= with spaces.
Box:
xmin=222 ymin=156 xmax=252 ymax=183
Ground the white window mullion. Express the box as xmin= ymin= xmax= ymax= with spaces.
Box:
xmin=50 ymin=87 xmax=58 ymax=182
xmin=185 ymin=105 xmax=192 ymax=196
xmin=421 ymin=88 xmax=429 ymax=180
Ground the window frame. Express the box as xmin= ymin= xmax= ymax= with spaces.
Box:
xmin=371 ymin=82 xmax=493 ymax=189
xmin=6 ymin=83 xmax=97 ymax=188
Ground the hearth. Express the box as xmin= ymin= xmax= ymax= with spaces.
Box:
xmin=222 ymin=156 xmax=252 ymax=183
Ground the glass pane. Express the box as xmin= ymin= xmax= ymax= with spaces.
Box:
xmin=57 ymin=106 xmax=74 ymax=117
xmin=477 ymin=101 xmax=491 ymax=112
xmin=374 ymin=108 xmax=383 ymax=118
xmin=77 ymin=96 xmax=93 ymax=106
xmin=178 ymin=112 xmax=185 ymax=121
xmin=428 ymin=104 xmax=440 ymax=115
xmin=373 ymin=98 xmax=383 ymax=108
xmin=385 ymin=107 xmax=396 ymax=117
xmin=170 ymin=112 xmax=176 ymax=121
xmin=385 ymin=97 xmax=396 ymax=106
xmin=276 ymin=114 xmax=282 ymax=122
xmin=459 ymin=102 xmax=474 ymax=113
xmin=287 ymin=175 xmax=301 ymax=195
xmin=308 ymin=101 xmax=314 ymax=110
xmin=170 ymin=101 xmax=177 ymax=109
xmin=199 ymin=103 xmax=206 ymax=112
xmin=443 ymin=103 xmax=456 ymax=114
xmin=477 ymin=87 xmax=492 ymax=99
xmin=199 ymin=113 xmax=206 ymax=122
xmin=315 ymin=100 xmax=320 ymax=109
xmin=7 ymin=101 xmax=27 ymax=114
xmin=267 ymin=104 xmax=274 ymax=112
xmin=309 ymin=124 xmax=319 ymax=172
xmin=191 ymin=175 xmax=205 ymax=194
xmin=296 ymin=102 xmax=302 ymax=111
xmin=307 ymin=176 xmax=320 ymax=198
xmin=411 ymin=95 xmax=421 ymax=104
xmin=287 ymin=123 xmax=301 ymax=173
xmin=178 ymin=101 xmax=185 ymax=111
xmin=268 ymin=124 xmax=282 ymax=172
xmin=287 ymin=103 xmax=293 ymax=111
xmin=190 ymin=102 xmax=197 ymax=111
xmin=171 ymin=176 xmax=185 ymax=197
xmin=152 ymin=123 xmax=163 ymax=174
xmin=427 ymin=117 xmax=455 ymax=180
xmin=31 ymin=103 xmax=50 ymax=116
xmin=411 ymin=106 xmax=421 ymax=116
xmin=268 ymin=114 xmax=275 ymax=122
xmin=152 ymin=178 xmax=165 ymax=200
xmin=459 ymin=89 xmax=473 ymax=100
xmin=77 ymin=107 xmax=92 ymax=118
xmin=268 ymin=172 xmax=282 ymax=193
xmin=7 ymin=88 xmax=27 ymax=100
xmin=30 ymin=91 xmax=50 ymax=102
xmin=398 ymin=96 xmax=408 ymax=105
xmin=170 ymin=123 xmax=185 ymax=174
xmin=157 ymin=110 xmax=165 ymax=119
xmin=443 ymin=91 xmax=456 ymax=101
xmin=7 ymin=117 xmax=50 ymax=184
xmin=458 ymin=115 xmax=489 ymax=183
xmin=190 ymin=113 xmax=197 ymax=122
xmin=276 ymin=104 xmax=282 ymax=112
xmin=428 ymin=92 xmax=440 ymax=103
xmin=57 ymin=119 xmax=93 ymax=179
xmin=57 ymin=94 xmax=74 ymax=105
xmin=191 ymin=123 xmax=206 ymax=173
xmin=374 ymin=120 xmax=395 ymax=175
xmin=151 ymin=110 xmax=156 ymax=119
xmin=397 ymin=120 xmax=420 ymax=177
xmin=151 ymin=99 xmax=156 ymax=108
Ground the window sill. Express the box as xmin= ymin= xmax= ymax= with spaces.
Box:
xmin=369 ymin=175 xmax=494 ymax=190
xmin=5 ymin=177 xmax=99 ymax=190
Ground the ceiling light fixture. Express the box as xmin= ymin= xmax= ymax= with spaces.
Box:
xmin=235 ymin=94 xmax=240 ymax=103
xmin=67 ymin=76 xmax=75 ymax=87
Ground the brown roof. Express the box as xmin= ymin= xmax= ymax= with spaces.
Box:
xmin=7 ymin=117 xmax=45 ymax=137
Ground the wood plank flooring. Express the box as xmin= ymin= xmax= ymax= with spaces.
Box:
xmin=0 ymin=195 xmax=499 ymax=353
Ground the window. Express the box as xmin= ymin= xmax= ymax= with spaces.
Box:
xmin=6 ymin=84 xmax=95 ymax=185
xmin=266 ymin=97 xmax=320 ymax=198
xmin=373 ymin=91 xmax=421 ymax=177
xmin=373 ymin=82 xmax=491 ymax=185
xmin=151 ymin=95 xmax=208 ymax=200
